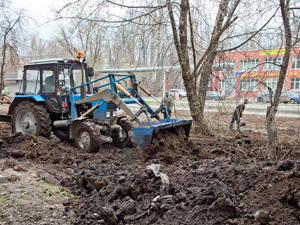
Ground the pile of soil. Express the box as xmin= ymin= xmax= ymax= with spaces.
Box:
xmin=59 ymin=157 xmax=300 ymax=225
xmin=0 ymin=113 xmax=299 ymax=225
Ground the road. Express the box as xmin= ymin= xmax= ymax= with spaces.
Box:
xmin=132 ymin=97 xmax=300 ymax=118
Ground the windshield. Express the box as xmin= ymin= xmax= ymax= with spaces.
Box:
xmin=58 ymin=67 xmax=71 ymax=94
xmin=58 ymin=65 xmax=86 ymax=94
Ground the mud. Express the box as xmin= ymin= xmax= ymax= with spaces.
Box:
xmin=0 ymin=113 xmax=300 ymax=225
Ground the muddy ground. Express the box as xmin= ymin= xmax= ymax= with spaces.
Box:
xmin=0 ymin=112 xmax=300 ymax=225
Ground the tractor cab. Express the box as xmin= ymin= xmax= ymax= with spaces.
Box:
xmin=16 ymin=54 xmax=94 ymax=115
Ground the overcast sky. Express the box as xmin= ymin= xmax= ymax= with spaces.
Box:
xmin=12 ymin=0 xmax=68 ymax=40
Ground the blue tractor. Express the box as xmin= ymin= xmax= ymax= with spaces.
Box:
xmin=5 ymin=52 xmax=193 ymax=152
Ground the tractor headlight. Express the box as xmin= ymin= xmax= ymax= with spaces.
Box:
xmin=106 ymin=112 xmax=110 ymax=118
xmin=113 ymin=111 xmax=117 ymax=117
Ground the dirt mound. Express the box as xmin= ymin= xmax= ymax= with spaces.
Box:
xmin=3 ymin=134 xmax=78 ymax=165
xmin=60 ymin=158 xmax=300 ymax=225
xmin=0 ymin=113 xmax=300 ymax=225
xmin=147 ymin=128 xmax=194 ymax=163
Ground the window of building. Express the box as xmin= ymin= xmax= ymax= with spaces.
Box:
xmin=263 ymin=78 xmax=285 ymax=91
xmin=217 ymin=60 xmax=236 ymax=72
xmin=263 ymin=78 xmax=278 ymax=91
xmin=291 ymin=56 xmax=300 ymax=70
xmin=263 ymin=57 xmax=282 ymax=71
xmin=239 ymin=58 xmax=259 ymax=72
xmin=218 ymin=79 xmax=225 ymax=90
xmin=291 ymin=77 xmax=300 ymax=91
xmin=239 ymin=78 xmax=258 ymax=91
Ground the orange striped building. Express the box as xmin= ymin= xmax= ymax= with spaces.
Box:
xmin=213 ymin=47 xmax=300 ymax=98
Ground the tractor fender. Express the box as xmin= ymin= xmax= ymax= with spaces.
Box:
xmin=69 ymin=117 xmax=87 ymax=140
xmin=8 ymin=96 xmax=45 ymax=115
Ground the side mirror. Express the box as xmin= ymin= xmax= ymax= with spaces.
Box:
xmin=87 ymin=67 xmax=94 ymax=77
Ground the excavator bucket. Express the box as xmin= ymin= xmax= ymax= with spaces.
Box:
xmin=129 ymin=119 xmax=193 ymax=149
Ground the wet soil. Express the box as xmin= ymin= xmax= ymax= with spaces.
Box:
xmin=0 ymin=112 xmax=300 ymax=225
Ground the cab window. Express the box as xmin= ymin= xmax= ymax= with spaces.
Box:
xmin=42 ymin=70 xmax=55 ymax=93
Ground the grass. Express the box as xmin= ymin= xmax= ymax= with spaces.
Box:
xmin=145 ymin=100 xmax=157 ymax=104
xmin=61 ymin=191 xmax=69 ymax=197
xmin=19 ymin=194 xmax=31 ymax=200
xmin=35 ymin=180 xmax=72 ymax=199
xmin=0 ymin=196 xmax=9 ymax=203
xmin=42 ymin=188 xmax=51 ymax=196
xmin=0 ymin=210 xmax=7 ymax=217
xmin=41 ymin=187 xmax=70 ymax=198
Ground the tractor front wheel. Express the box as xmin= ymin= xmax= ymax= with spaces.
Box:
xmin=74 ymin=121 xmax=101 ymax=153
xmin=12 ymin=101 xmax=51 ymax=137
xmin=113 ymin=119 xmax=133 ymax=148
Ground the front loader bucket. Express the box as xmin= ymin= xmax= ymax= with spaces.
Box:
xmin=129 ymin=119 xmax=193 ymax=149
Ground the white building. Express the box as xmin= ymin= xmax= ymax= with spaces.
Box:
xmin=4 ymin=71 xmax=23 ymax=97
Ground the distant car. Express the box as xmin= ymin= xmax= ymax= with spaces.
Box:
xmin=257 ymin=90 xmax=295 ymax=103
xmin=280 ymin=92 xmax=290 ymax=103
xmin=280 ymin=92 xmax=294 ymax=104
xmin=290 ymin=93 xmax=300 ymax=104
xmin=206 ymin=91 xmax=224 ymax=100
xmin=257 ymin=90 xmax=274 ymax=103
xmin=169 ymin=89 xmax=187 ymax=99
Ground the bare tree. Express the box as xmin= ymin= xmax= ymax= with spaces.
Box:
xmin=55 ymin=0 xmax=282 ymax=135
xmin=56 ymin=19 xmax=105 ymax=68
xmin=23 ymin=34 xmax=69 ymax=61
xmin=0 ymin=2 xmax=25 ymax=99
xmin=167 ymin=0 xmax=241 ymax=134
xmin=267 ymin=0 xmax=292 ymax=159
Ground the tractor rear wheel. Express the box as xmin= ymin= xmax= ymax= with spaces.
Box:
xmin=12 ymin=101 xmax=51 ymax=137
xmin=113 ymin=119 xmax=133 ymax=148
xmin=74 ymin=121 xmax=101 ymax=153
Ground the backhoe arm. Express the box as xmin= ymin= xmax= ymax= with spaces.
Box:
xmin=75 ymin=89 xmax=141 ymax=124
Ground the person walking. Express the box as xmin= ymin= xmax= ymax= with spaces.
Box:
xmin=229 ymin=99 xmax=248 ymax=132
xmin=162 ymin=90 xmax=174 ymax=119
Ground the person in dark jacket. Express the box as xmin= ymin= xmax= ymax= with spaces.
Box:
xmin=161 ymin=90 xmax=174 ymax=119
xmin=229 ymin=99 xmax=248 ymax=132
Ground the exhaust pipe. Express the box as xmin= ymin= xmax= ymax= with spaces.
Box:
xmin=53 ymin=120 xmax=69 ymax=128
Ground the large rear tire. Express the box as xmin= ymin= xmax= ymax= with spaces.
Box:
xmin=113 ymin=119 xmax=133 ymax=148
xmin=74 ymin=121 xmax=101 ymax=153
xmin=12 ymin=101 xmax=51 ymax=137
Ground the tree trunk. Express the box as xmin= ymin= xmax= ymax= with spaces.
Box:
xmin=167 ymin=0 xmax=240 ymax=135
xmin=195 ymin=54 xmax=216 ymax=134
xmin=0 ymin=35 xmax=7 ymax=100
xmin=194 ymin=0 xmax=230 ymax=134
xmin=266 ymin=0 xmax=291 ymax=159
